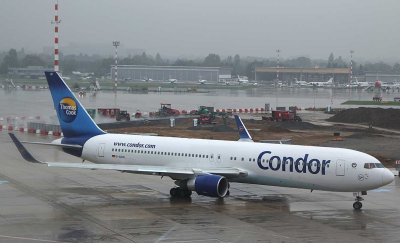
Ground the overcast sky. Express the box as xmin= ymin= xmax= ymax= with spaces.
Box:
xmin=1 ymin=0 xmax=399 ymax=61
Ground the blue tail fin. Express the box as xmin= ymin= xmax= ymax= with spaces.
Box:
xmin=45 ymin=71 xmax=105 ymax=138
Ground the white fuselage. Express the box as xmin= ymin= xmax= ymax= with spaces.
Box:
xmin=80 ymin=134 xmax=392 ymax=192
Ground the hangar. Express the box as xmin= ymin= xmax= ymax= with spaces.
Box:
xmin=111 ymin=65 xmax=232 ymax=83
xmin=255 ymin=67 xmax=350 ymax=84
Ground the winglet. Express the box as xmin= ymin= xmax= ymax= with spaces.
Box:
xmin=9 ymin=133 xmax=43 ymax=164
xmin=234 ymin=115 xmax=253 ymax=142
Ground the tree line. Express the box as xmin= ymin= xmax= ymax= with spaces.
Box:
xmin=1 ymin=48 xmax=400 ymax=79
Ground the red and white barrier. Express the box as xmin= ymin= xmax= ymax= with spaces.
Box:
xmin=216 ymin=108 xmax=266 ymax=113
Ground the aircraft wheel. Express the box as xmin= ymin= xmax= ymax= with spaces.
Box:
xmin=170 ymin=188 xmax=192 ymax=198
xmin=170 ymin=188 xmax=178 ymax=197
xmin=353 ymin=201 xmax=362 ymax=210
xmin=183 ymin=189 xmax=192 ymax=197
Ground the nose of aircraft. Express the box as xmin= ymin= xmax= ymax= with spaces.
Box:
xmin=382 ymin=169 xmax=395 ymax=186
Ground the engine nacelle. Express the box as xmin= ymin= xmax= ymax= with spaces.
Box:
xmin=187 ymin=175 xmax=229 ymax=198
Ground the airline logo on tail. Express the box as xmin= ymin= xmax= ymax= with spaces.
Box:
xmin=59 ymin=97 xmax=78 ymax=123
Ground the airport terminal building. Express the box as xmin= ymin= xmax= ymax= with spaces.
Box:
xmin=111 ymin=65 xmax=232 ymax=83
xmin=8 ymin=66 xmax=53 ymax=79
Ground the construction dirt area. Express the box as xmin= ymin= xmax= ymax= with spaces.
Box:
xmin=109 ymin=108 xmax=400 ymax=168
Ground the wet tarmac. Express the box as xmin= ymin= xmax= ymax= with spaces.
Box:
xmin=0 ymin=132 xmax=399 ymax=243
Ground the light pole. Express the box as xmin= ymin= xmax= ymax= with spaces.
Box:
xmin=113 ymin=41 xmax=120 ymax=92
xmin=52 ymin=0 xmax=61 ymax=72
xmin=276 ymin=49 xmax=280 ymax=81
xmin=350 ymin=50 xmax=354 ymax=84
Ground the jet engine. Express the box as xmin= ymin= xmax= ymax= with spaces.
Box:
xmin=186 ymin=174 xmax=229 ymax=198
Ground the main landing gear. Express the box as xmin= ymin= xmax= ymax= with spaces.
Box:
xmin=353 ymin=191 xmax=366 ymax=210
xmin=170 ymin=187 xmax=192 ymax=198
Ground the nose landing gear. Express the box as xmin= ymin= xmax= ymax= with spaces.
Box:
xmin=353 ymin=191 xmax=366 ymax=210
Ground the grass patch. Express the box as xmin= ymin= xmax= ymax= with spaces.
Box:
xmin=342 ymin=100 xmax=400 ymax=106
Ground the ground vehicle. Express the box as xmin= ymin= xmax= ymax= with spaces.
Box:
xmin=158 ymin=103 xmax=180 ymax=117
xmin=262 ymin=110 xmax=302 ymax=122
xmin=134 ymin=110 xmax=142 ymax=118
xmin=198 ymin=113 xmax=216 ymax=124
xmin=373 ymin=96 xmax=382 ymax=102
xmin=116 ymin=110 xmax=130 ymax=121
xmin=97 ymin=108 xmax=120 ymax=118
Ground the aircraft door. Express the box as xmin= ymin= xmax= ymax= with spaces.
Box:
xmin=97 ymin=143 xmax=105 ymax=157
xmin=336 ymin=159 xmax=345 ymax=176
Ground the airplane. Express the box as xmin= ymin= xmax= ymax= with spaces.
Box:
xmin=167 ymin=78 xmax=178 ymax=84
xmin=346 ymin=78 xmax=370 ymax=88
xmin=141 ymin=77 xmax=153 ymax=82
xmin=294 ymin=78 xmax=310 ymax=87
xmin=198 ymin=79 xmax=208 ymax=85
xmin=308 ymin=77 xmax=334 ymax=87
xmin=9 ymin=71 xmax=394 ymax=210
xmin=237 ymin=75 xmax=249 ymax=84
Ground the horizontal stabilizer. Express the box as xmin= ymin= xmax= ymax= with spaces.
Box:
xmin=9 ymin=133 xmax=43 ymax=164
xmin=21 ymin=141 xmax=82 ymax=149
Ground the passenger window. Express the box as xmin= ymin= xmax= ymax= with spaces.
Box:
xmin=241 ymin=158 xmax=244 ymax=161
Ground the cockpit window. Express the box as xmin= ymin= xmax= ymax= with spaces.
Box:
xmin=364 ymin=163 xmax=376 ymax=169
xmin=364 ymin=163 xmax=384 ymax=169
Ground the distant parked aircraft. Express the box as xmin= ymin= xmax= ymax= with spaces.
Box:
xmin=308 ymin=77 xmax=334 ymax=87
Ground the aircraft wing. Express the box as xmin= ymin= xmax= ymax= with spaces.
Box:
xmin=9 ymin=133 xmax=248 ymax=180
xmin=46 ymin=162 xmax=247 ymax=179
